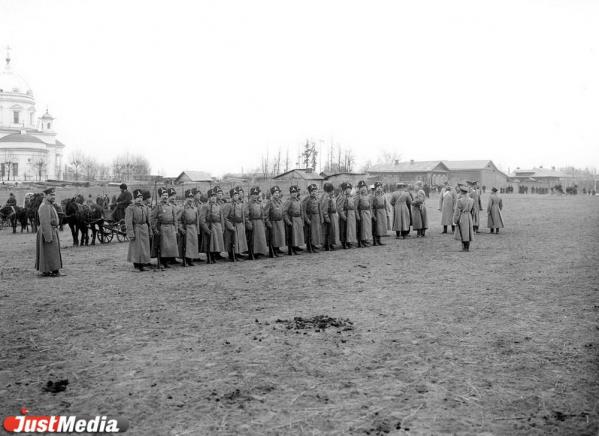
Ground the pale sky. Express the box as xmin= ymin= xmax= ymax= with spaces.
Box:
xmin=1 ymin=0 xmax=598 ymax=176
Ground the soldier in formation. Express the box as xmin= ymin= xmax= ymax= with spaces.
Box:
xmin=35 ymin=187 xmax=63 ymax=277
xmin=125 ymin=189 xmax=151 ymax=271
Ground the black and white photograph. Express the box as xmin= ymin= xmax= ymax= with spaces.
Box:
xmin=1 ymin=0 xmax=598 ymax=434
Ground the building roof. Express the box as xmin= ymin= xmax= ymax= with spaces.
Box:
xmin=273 ymin=168 xmax=324 ymax=180
xmin=0 ymin=132 xmax=45 ymax=144
xmin=368 ymin=160 xmax=449 ymax=173
xmin=55 ymin=139 xmax=66 ymax=148
xmin=174 ymin=170 xmax=212 ymax=183
xmin=513 ymin=167 xmax=571 ymax=178
xmin=320 ymin=172 xmax=367 ymax=179
xmin=442 ymin=160 xmax=496 ymax=170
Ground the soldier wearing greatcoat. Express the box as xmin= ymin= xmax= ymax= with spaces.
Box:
xmin=411 ymin=181 xmax=429 ymax=237
xmin=125 ymin=189 xmax=151 ymax=271
xmin=487 ymin=187 xmax=504 ymax=234
xmin=244 ymin=186 xmax=269 ymax=259
xmin=151 ymin=187 xmax=180 ymax=268
xmin=302 ymin=183 xmax=323 ymax=253
xmin=283 ymin=185 xmax=305 ymax=255
xmin=222 ymin=187 xmax=248 ymax=261
xmin=390 ymin=182 xmax=412 ymax=239
xmin=337 ymin=182 xmax=358 ymax=249
xmin=439 ymin=182 xmax=456 ymax=234
xmin=178 ymin=189 xmax=201 ymax=266
xmin=264 ymin=186 xmax=286 ymax=257
xmin=371 ymin=181 xmax=390 ymax=246
xmin=355 ymin=180 xmax=373 ymax=247
xmin=468 ymin=181 xmax=483 ymax=234
xmin=199 ymin=188 xmax=226 ymax=263
xmin=35 ymin=187 xmax=63 ymax=277
xmin=320 ymin=182 xmax=340 ymax=251
xmin=453 ymin=184 xmax=475 ymax=251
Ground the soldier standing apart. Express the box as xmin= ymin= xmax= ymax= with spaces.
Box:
xmin=487 ymin=187 xmax=504 ymax=234
xmin=178 ymin=189 xmax=200 ymax=266
xmin=151 ymin=187 xmax=179 ymax=269
xmin=222 ymin=187 xmax=248 ymax=261
xmin=453 ymin=185 xmax=475 ymax=251
xmin=371 ymin=181 xmax=389 ymax=246
xmin=125 ymin=189 xmax=151 ymax=271
xmin=244 ymin=187 xmax=269 ymax=259
xmin=199 ymin=188 xmax=226 ymax=263
xmin=320 ymin=182 xmax=340 ymax=251
xmin=439 ymin=182 xmax=456 ymax=234
xmin=35 ymin=187 xmax=63 ymax=277
xmin=264 ymin=186 xmax=286 ymax=257
xmin=283 ymin=185 xmax=305 ymax=255
xmin=302 ymin=184 xmax=323 ymax=253
xmin=390 ymin=182 xmax=412 ymax=239
xmin=337 ymin=182 xmax=358 ymax=249
xmin=411 ymin=181 xmax=428 ymax=237
xmin=355 ymin=180 xmax=373 ymax=247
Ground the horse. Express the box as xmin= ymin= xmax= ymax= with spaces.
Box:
xmin=63 ymin=195 xmax=104 ymax=246
xmin=0 ymin=205 xmax=29 ymax=233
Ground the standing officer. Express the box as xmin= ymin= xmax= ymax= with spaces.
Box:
xmin=390 ymin=182 xmax=411 ymax=239
xmin=264 ymin=186 xmax=286 ymax=257
xmin=222 ymin=187 xmax=248 ymax=261
xmin=178 ymin=189 xmax=201 ymax=266
xmin=453 ymin=184 xmax=475 ymax=251
xmin=35 ymin=187 xmax=63 ymax=277
xmin=439 ymin=182 xmax=456 ymax=234
xmin=469 ymin=181 xmax=483 ymax=234
xmin=412 ymin=181 xmax=428 ymax=237
xmin=125 ymin=189 xmax=151 ymax=271
xmin=151 ymin=187 xmax=179 ymax=268
xmin=244 ymin=186 xmax=268 ymax=259
xmin=337 ymin=182 xmax=358 ymax=249
xmin=302 ymin=183 xmax=322 ymax=253
xmin=199 ymin=188 xmax=226 ymax=263
xmin=283 ymin=185 xmax=304 ymax=255
xmin=371 ymin=181 xmax=389 ymax=246
xmin=320 ymin=182 xmax=339 ymax=251
xmin=355 ymin=180 xmax=373 ymax=247
xmin=487 ymin=187 xmax=504 ymax=234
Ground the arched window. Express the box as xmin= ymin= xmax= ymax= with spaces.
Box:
xmin=47 ymin=122 xmax=51 ymax=129
xmin=13 ymin=111 xmax=20 ymax=124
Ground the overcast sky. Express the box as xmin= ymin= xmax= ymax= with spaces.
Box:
xmin=1 ymin=0 xmax=598 ymax=176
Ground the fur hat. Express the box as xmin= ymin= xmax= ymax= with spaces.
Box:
xmin=119 ymin=183 xmax=128 ymax=190
xmin=250 ymin=186 xmax=261 ymax=196
xmin=323 ymin=182 xmax=334 ymax=193
xmin=207 ymin=188 xmax=217 ymax=197
xmin=374 ymin=181 xmax=383 ymax=189
xmin=289 ymin=185 xmax=299 ymax=194
xmin=459 ymin=185 xmax=469 ymax=193
xmin=142 ymin=190 xmax=151 ymax=200
xmin=491 ymin=187 xmax=498 ymax=192
xmin=185 ymin=189 xmax=194 ymax=198
xmin=307 ymin=184 xmax=318 ymax=193
xmin=158 ymin=187 xmax=168 ymax=196
xmin=270 ymin=185 xmax=281 ymax=194
xmin=357 ymin=180 xmax=367 ymax=189
xmin=133 ymin=189 xmax=143 ymax=198
xmin=43 ymin=187 xmax=55 ymax=195
xmin=167 ymin=187 xmax=177 ymax=197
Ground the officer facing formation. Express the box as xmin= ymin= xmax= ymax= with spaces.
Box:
xmin=125 ymin=189 xmax=151 ymax=271
xmin=35 ymin=187 xmax=63 ymax=277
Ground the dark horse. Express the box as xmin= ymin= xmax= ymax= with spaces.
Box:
xmin=0 ymin=205 xmax=28 ymax=232
xmin=63 ymin=195 xmax=104 ymax=246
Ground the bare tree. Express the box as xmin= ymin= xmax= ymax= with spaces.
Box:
xmin=272 ymin=148 xmax=282 ymax=176
xmin=31 ymin=156 xmax=47 ymax=181
xmin=112 ymin=153 xmax=151 ymax=181
xmin=260 ymin=150 xmax=270 ymax=179
xmin=377 ymin=148 xmax=402 ymax=164
xmin=82 ymin=155 xmax=99 ymax=181
xmin=69 ymin=149 xmax=85 ymax=181
xmin=284 ymin=148 xmax=290 ymax=172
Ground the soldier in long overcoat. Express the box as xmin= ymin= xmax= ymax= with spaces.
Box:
xmin=283 ymin=186 xmax=305 ymax=255
xmin=355 ymin=180 xmax=373 ymax=247
xmin=487 ymin=187 xmax=504 ymax=233
xmin=125 ymin=189 xmax=151 ymax=271
xmin=439 ymin=183 xmax=457 ymax=234
xmin=264 ymin=186 xmax=286 ymax=256
xmin=469 ymin=181 xmax=483 ymax=233
xmin=453 ymin=185 xmax=475 ymax=251
xmin=245 ymin=186 xmax=269 ymax=258
xmin=411 ymin=181 xmax=428 ymax=237
xmin=35 ymin=187 xmax=63 ymax=277
xmin=371 ymin=181 xmax=389 ymax=245
xmin=151 ymin=187 xmax=180 ymax=268
xmin=222 ymin=187 xmax=248 ymax=261
xmin=199 ymin=188 xmax=226 ymax=263
xmin=320 ymin=182 xmax=340 ymax=250
xmin=390 ymin=182 xmax=412 ymax=239
xmin=302 ymin=183 xmax=323 ymax=252
xmin=178 ymin=190 xmax=200 ymax=266
xmin=337 ymin=182 xmax=358 ymax=248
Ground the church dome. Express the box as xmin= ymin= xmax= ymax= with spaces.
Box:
xmin=0 ymin=133 xmax=45 ymax=144
xmin=0 ymin=54 xmax=33 ymax=96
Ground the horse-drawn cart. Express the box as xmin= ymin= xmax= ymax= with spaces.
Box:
xmin=98 ymin=208 xmax=128 ymax=243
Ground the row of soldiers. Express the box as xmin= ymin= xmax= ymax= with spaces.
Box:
xmin=124 ymin=178 xmax=493 ymax=270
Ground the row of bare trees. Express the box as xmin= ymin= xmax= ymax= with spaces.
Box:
xmin=65 ymin=150 xmax=150 ymax=182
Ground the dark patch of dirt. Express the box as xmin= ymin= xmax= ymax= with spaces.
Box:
xmin=275 ymin=315 xmax=354 ymax=331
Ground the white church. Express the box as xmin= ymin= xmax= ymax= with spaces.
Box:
xmin=0 ymin=48 xmax=66 ymax=182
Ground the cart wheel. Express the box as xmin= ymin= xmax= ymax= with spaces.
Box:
xmin=117 ymin=232 xmax=127 ymax=242
xmin=99 ymin=229 xmax=113 ymax=243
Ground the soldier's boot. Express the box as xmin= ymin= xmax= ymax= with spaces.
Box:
xmin=495 ymin=229 xmax=499 ymax=234
xmin=272 ymin=247 xmax=279 ymax=257
xmin=288 ymin=245 xmax=294 ymax=256
xmin=421 ymin=230 xmax=426 ymax=237
xmin=138 ymin=264 xmax=147 ymax=271
xmin=268 ymin=246 xmax=274 ymax=258
xmin=292 ymin=246 xmax=302 ymax=255
xmin=341 ymin=242 xmax=347 ymax=249
xmin=346 ymin=243 xmax=352 ymax=249
xmin=357 ymin=240 xmax=363 ymax=248
xmin=161 ymin=258 xmax=171 ymax=268
xmin=186 ymin=258 xmax=194 ymax=266
xmin=442 ymin=225 xmax=447 ymax=234
xmin=372 ymin=238 xmax=378 ymax=246
xmin=311 ymin=244 xmax=319 ymax=253
xmin=451 ymin=225 xmax=455 ymax=232
xmin=490 ymin=228 xmax=494 ymax=234
xmin=377 ymin=237 xmax=384 ymax=246
xmin=465 ymin=242 xmax=470 ymax=251
xmin=395 ymin=231 xmax=401 ymax=239
xmin=228 ymin=250 xmax=235 ymax=261
xmin=182 ymin=258 xmax=187 ymax=267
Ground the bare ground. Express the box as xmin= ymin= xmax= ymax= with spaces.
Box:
xmin=1 ymin=194 xmax=598 ymax=435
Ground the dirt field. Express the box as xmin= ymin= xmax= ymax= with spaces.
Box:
xmin=1 ymin=194 xmax=598 ymax=435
